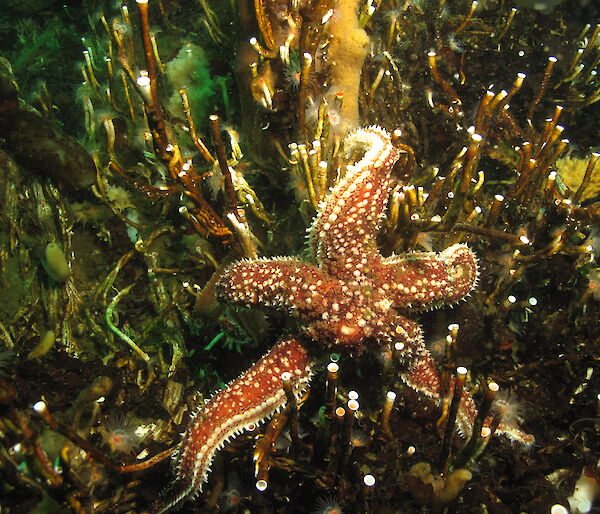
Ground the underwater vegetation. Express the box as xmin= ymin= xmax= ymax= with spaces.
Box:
xmin=0 ymin=0 xmax=599 ymax=512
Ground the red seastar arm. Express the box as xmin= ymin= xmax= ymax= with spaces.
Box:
xmin=392 ymin=316 xmax=534 ymax=445
xmin=309 ymin=126 xmax=400 ymax=279
xmin=152 ymin=338 xmax=312 ymax=513
xmin=401 ymin=340 xmax=479 ymax=437
xmin=380 ymin=244 xmax=478 ymax=310
xmin=215 ymin=257 xmax=335 ymax=320
xmin=384 ymin=316 xmax=456 ymax=413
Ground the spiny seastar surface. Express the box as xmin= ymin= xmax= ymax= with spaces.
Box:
xmin=153 ymin=126 xmax=533 ymax=513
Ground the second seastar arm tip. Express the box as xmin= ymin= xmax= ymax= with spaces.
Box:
xmin=439 ymin=243 xmax=479 ymax=302
xmin=382 ymin=243 xmax=479 ymax=310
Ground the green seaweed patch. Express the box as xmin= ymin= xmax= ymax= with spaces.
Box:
xmin=27 ymin=330 xmax=55 ymax=360
xmin=165 ymin=44 xmax=216 ymax=129
xmin=43 ymin=242 xmax=70 ymax=283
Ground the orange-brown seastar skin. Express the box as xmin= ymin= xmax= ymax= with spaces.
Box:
xmin=215 ymin=126 xmax=531 ymax=446
xmin=216 ymin=127 xmax=479 ymax=351
xmin=155 ymin=126 xmax=531 ymax=512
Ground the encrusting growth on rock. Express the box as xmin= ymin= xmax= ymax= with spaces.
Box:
xmin=326 ymin=0 xmax=370 ymax=131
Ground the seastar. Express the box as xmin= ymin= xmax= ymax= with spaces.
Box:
xmin=153 ymin=126 xmax=532 ymax=513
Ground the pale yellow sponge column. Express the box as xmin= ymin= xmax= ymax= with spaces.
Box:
xmin=326 ymin=0 xmax=370 ymax=132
